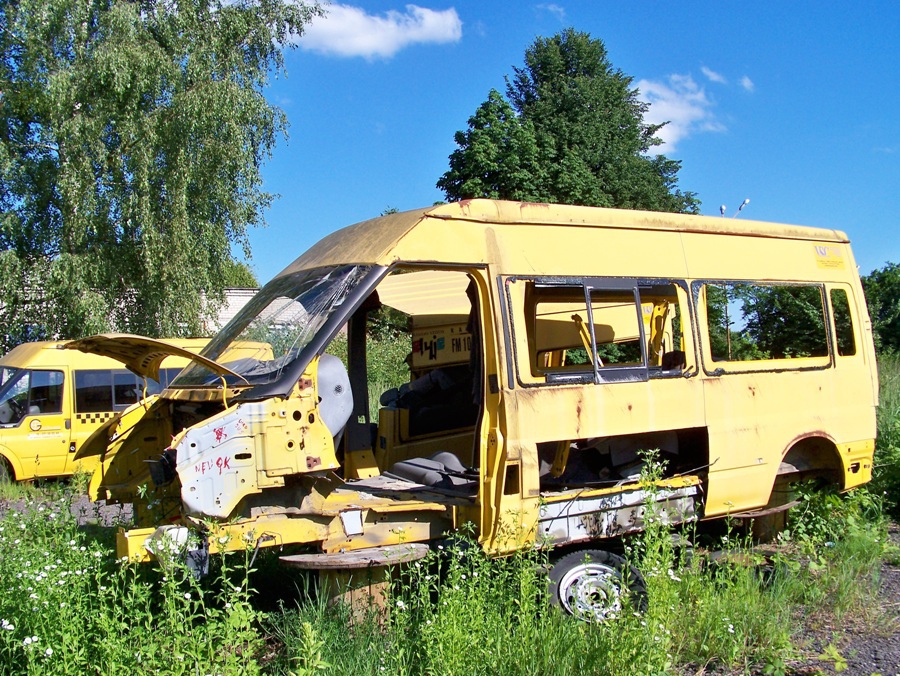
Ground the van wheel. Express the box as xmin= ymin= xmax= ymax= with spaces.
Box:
xmin=0 ymin=456 xmax=12 ymax=483
xmin=548 ymin=549 xmax=646 ymax=621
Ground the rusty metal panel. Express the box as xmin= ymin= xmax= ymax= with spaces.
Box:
xmin=538 ymin=484 xmax=699 ymax=545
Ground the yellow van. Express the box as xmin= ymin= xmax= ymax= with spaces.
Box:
xmin=69 ymin=200 xmax=878 ymax=618
xmin=0 ymin=339 xmax=210 ymax=481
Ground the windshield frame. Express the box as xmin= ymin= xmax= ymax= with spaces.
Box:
xmin=168 ymin=264 xmax=388 ymax=401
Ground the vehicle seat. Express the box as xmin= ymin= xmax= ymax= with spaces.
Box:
xmin=386 ymin=451 xmax=477 ymax=493
xmin=317 ymin=354 xmax=353 ymax=446
xmin=661 ymin=350 xmax=686 ymax=369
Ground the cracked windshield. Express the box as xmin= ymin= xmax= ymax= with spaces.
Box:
xmin=172 ymin=265 xmax=373 ymax=389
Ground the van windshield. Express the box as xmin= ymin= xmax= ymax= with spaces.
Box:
xmin=0 ymin=368 xmax=27 ymax=424
xmin=0 ymin=367 xmax=20 ymax=389
xmin=172 ymin=265 xmax=374 ymax=389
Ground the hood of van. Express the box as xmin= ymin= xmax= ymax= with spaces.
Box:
xmin=64 ymin=334 xmax=244 ymax=383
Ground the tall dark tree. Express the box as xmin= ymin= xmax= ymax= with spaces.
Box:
xmin=438 ymin=29 xmax=699 ymax=214
xmin=863 ymin=262 xmax=900 ymax=353
xmin=0 ymin=0 xmax=320 ymax=350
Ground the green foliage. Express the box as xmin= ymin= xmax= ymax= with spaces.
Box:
xmin=326 ymin=326 xmax=410 ymax=419
xmin=735 ymin=285 xmax=828 ymax=358
xmin=287 ymin=622 xmax=330 ymax=675
xmin=862 ymin=262 xmax=900 ymax=353
xmin=872 ymin=353 xmax=900 ymax=514
xmin=786 ymin=482 xmax=884 ymax=548
xmin=437 ymin=89 xmax=545 ymax=203
xmin=437 ymin=29 xmax=699 ymax=214
xmin=223 ymin=260 xmax=260 ymax=288
xmin=817 ymin=643 xmax=849 ymax=672
xmin=0 ymin=472 xmax=890 ymax=675
xmin=0 ymin=0 xmax=320 ymax=351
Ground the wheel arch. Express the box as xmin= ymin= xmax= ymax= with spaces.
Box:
xmin=0 ymin=444 xmax=23 ymax=481
xmin=778 ymin=433 xmax=844 ymax=488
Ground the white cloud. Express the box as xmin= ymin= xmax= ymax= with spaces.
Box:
xmin=740 ymin=75 xmax=755 ymax=92
xmin=537 ymin=4 xmax=566 ymax=22
xmin=701 ymin=66 xmax=727 ymax=84
xmin=298 ymin=4 xmax=462 ymax=59
xmin=637 ymin=74 xmax=724 ymax=152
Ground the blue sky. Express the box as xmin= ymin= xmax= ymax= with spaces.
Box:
xmin=250 ymin=1 xmax=899 ymax=283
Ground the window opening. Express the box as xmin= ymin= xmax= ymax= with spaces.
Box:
xmin=538 ymin=427 xmax=710 ymax=493
xmin=704 ymin=282 xmax=828 ymax=361
xmin=0 ymin=370 xmax=64 ymax=424
xmin=517 ymin=278 xmax=686 ymax=385
xmin=76 ymin=369 xmax=164 ymax=413
xmin=830 ymin=289 xmax=857 ymax=357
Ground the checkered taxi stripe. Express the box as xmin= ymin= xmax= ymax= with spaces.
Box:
xmin=75 ymin=412 xmax=115 ymax=424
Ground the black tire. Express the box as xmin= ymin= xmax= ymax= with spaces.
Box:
xmin=548 ymin=549 xmax=646 ymax=621
xmin=0 ymin=456 xmax=12 ymax=483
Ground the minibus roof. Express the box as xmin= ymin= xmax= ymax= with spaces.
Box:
xmin=278 ymin=199 xmax=849 ymax=276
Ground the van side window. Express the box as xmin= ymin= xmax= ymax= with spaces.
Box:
xmin=702 ymin=282 xmax=828 ymax=362
xmin=114 ymin=371 xmax=141 ymax=408
xmin=830 ymin=288 xmax=857 ymax=356
xmin=0 ymin=369 xmax=64 ymax=424
xmin=76 ymin=369 xmax=166 ymax=412
xmin=506 ymin=278 xmax=689 ymax=386
xmin=141 ymin=368 xmax=182 ymax=397
xmin=530 ymin=285 xmax=645 ymax=380
xmin=75 ymin=370 xmax=115 ymax=412
xmin=30 ymin=370 xmax=64 ymax=414
xmin=0 ymin=369 xmax=63 ymax=425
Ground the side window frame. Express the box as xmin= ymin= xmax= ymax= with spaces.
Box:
xmin=693 ymin=280 xmax=832 ymax=375
xmin=827 ymin=285 xmax=858 ymax=358
xmin=503 ymin=276 xmax=694 ymax=388
xmin=28 ymin=370 xmax=65 ymax=415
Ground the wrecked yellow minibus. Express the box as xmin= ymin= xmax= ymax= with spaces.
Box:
xmin=68 ymin=199 xmax=878 ymax=619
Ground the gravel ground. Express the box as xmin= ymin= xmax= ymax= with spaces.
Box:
xmin=68 ymin=494 xmax=133 ymax=527
xmin=785 ymin=522 xmax=900 ymax=676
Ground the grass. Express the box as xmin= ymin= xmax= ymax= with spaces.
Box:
xmin=0 ymin=485 xmax=262 ymax=675
xmin=0 ymin=354 xmax=894 ymax=674
xmin=1 ymin=471 xmax=886 ymax=674
xmin=873 ymin=352 xmax=900 ymax=514
xmin=255 ymin=488 xmax=885 ymax=676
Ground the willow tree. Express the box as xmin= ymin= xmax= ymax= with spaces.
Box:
xmin=438 ymin=29 xmax=699 ymax=214
xmin=0 ymin=0 xmax=320 ymax=350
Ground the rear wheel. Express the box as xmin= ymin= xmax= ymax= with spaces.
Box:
xmin=548 ymin=549 xmax=646 ymax=621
